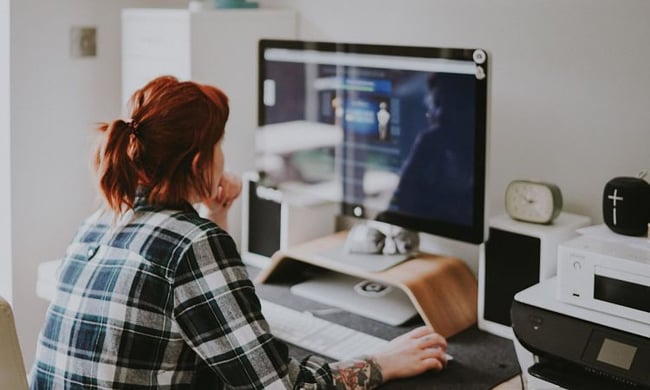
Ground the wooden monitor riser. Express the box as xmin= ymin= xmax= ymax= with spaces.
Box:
xmin=255 ymin=231 xmax=478 ymax=338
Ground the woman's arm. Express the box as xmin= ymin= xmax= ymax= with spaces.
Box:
xmin=173 ymin=231 xmax=334 ymax=389
xmin=198 ymin=171 xmax=242 ymax=232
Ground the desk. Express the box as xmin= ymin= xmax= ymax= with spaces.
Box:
xmin=36 ymin=259 xmax=521 ymax=389
xmin=255 ymin=272 xmax=521 ymax=390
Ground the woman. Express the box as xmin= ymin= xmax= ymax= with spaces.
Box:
xmin=30 ymin=76 xmax=448 ymax=389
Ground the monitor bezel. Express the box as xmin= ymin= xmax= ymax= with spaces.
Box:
xmin=258 ymin=39 xmax=489 ymax=244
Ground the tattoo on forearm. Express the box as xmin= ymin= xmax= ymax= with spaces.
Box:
xmin=331 ymin=356 xmax=383 ymax=390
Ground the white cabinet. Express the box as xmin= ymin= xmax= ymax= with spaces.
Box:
xmin=122 ymin=8 xmax=297 ymax=243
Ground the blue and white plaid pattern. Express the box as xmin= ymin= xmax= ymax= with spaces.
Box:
xmin=30 ymin=196 xmax=333 ymax=389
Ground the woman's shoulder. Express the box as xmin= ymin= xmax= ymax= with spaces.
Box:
xmin=155 ymin=209 xmax=239 ymax=258
xmin=158 ymin=210 xmax=242 ymax=274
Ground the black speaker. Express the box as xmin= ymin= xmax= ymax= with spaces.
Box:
xmin=603 ymin=177 xmax=650 ymax=236
xmin=241 ymin=172 xmax=338 ymax=267
xmin=246 ymin=178 xmax=282 ymax=259
xmin=478 ymin=213 xmax=590 ymax=338
xmin=483 ymin=227 xmax=540 ymax=327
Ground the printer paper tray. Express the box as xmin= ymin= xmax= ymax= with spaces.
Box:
xmin=529 ymin=359 xmax=649 ymax=390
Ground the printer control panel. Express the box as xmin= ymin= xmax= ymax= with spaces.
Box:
xmin=512 ymin=300 xmax=650 ymax=387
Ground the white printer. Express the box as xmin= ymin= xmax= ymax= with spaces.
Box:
xmin=512 ymin=278 xmax=650 ymax=389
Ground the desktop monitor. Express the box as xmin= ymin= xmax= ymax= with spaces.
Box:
xmin=257 ymin=39 xmax=489 ymax=245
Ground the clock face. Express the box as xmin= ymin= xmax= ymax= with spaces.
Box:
xmin=505 ymin=180 xmax=562 ymax=224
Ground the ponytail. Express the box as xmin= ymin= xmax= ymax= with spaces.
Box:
xmin=94 ymin=120 xmax=144 ymax=211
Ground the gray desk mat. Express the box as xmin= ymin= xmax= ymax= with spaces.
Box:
xmin=253 ymin=275 xmax=521 ymax=390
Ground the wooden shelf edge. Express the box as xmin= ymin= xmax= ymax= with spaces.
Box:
xmin=255 ymin=233 xmax=478 ymax=338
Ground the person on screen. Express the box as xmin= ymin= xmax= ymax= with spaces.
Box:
xmin=30 ymin=76 xmax=448 ymax=390
xmin=376 ymin=101 xmax=391 ymax=141
xmin=387 ymin=73 xmax=475 ymax=225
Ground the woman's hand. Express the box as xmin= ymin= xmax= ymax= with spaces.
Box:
xmin=373 ymin=326 xmax=448 ymax=382
xmin=200 ymin=172 xmax=242 ymax=231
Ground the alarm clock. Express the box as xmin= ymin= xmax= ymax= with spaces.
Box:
xmin=505 ymin=180 xmax=563 ymax=224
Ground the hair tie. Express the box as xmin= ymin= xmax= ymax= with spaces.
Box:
xmin=126 ymin=119 xmax=140 ymax=137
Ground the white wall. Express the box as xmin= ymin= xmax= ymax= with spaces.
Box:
xmin=10 ymin=0 xmax=185 ymax=368
xmin=0 ymin=0 xmax=11 ymax=304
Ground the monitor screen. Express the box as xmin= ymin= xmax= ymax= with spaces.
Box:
xmin=257 ymin=40 xmax=489 ymax=244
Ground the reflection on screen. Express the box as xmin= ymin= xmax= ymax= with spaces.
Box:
xmin=258 ymin=42 xmax=487 ymax=243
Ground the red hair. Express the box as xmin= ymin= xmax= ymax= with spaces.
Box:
xmin=93 ymin=76 xmax=229 ymax=212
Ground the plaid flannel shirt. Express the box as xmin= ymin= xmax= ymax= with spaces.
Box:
xmin=30 ymin=196 xmax=334 ymax=389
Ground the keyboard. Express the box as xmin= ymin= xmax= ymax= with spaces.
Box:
xmin=260 ymin=299 xmax=388 ymax=360
xmin=260 ymin=299 xmax=452 ymax=362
